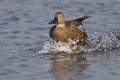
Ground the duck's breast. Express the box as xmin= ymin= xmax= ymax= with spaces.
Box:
xmin=51 ymin=27 xmax=68 ymax=42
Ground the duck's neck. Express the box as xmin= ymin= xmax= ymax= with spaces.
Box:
xmin=57 ymin=17 xmax=65 ymax=24
xmin=57 ymin=17 xmax=65 ymax=27
xmin=57 ymin=23 xmax=65 ymax=27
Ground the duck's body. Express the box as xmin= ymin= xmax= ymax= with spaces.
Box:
xmin=50 ymin=25 xmax=87 ymax=45
xmin=49 ymin=12 xmax=90 ymax=47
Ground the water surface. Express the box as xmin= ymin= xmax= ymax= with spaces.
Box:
xmin=0 ymin=0 xmax=120 ymax=80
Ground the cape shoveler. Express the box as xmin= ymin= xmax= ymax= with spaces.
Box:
xmin=49 ymin=12 xmax=90 ymax=51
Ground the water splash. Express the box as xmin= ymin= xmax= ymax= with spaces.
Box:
xmin=39 ymin=30 xmax=120 ymax=54
xmin=88 ymin=31 xmax=120 ymax=52
xmin=39 ymin=40 xmax=76 ymax=53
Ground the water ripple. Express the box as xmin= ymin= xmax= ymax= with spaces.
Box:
xmin=0 ymin=0 xmax=120 ymax=80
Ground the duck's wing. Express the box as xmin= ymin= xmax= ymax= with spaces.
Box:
xmin=65 ymin=15 xmax=90 ymax=27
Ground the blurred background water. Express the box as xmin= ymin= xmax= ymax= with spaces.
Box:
xmin=0 ymin=0 xmax=120 ymax=80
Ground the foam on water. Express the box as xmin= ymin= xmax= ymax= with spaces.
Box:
xmin=39 ymin=40 xmax=75 ymax=53
xmin=39 ymin=30 xmax=120 ymax=54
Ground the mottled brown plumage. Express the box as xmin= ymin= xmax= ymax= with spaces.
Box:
xmin=49 ymin=12 xmax=90 ymax=46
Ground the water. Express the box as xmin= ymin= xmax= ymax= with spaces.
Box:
xmin=0 ymin=0 xmax=120 ymax=80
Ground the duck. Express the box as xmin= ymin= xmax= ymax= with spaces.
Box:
xmin=49 ymin=12 xmax=90 ymax=51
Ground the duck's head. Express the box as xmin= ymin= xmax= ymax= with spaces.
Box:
xmin=49 ymin=12 xmax=65 ymax=24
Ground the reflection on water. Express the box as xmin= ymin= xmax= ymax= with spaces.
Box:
xmin=50 ymin=52 xmax=89 ymax=80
